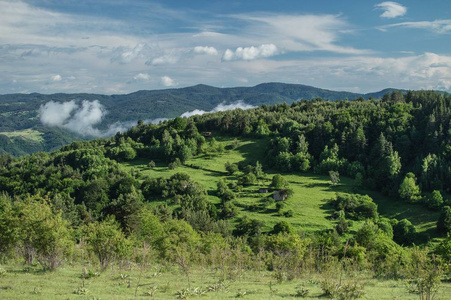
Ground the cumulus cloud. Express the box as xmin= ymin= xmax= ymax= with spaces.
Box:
xmin=375 ymin=2 xmax=407 ymax=19
xmin=133 ymin=73 xmax=151 ymax=81
xmin=51 ymin=74 xmax=62 ymax=82
xmin=193 ymin=46 xmax=218 ymax=56
xmin=222 ymin=44 xmax=278 ymax=61
xmin=181 ymin=100 xmax=256 ymax=118
xmin=40 ymin=100 xmax=132 ymax=137
xmin=161 ymin=76 xmax=176 ymax=87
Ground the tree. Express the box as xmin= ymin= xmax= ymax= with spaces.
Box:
xmin=393 ymin=219 xmax=416 ymax=245
xmin=254 ymin=161 xmax=265 ymax=178
xmin=329 ymin=171 xmax=340 ymax=185
xmin=148 ymin=160 xmax=156 ymax=169
xmin=225 ymin=162 xmax=239 ymax=175
xmin=238 ymin=173 xmax=257 ymax=186
xmin=15 ymin=198 xmax=74 ymax=270
xmin=398 ymin=172 xmax=421 ymax=202
xmin=437 ymin=206 xmax=451 ymax=234
xmin=272 ymin=221 xmax=294 ymax=234
xmin=84 ymin=217 xmax=130 ymax=270
xmin=270 ymin=174 xmax=289 ymax=190
xmin=427 ymin=190 xmax=444 ymax=209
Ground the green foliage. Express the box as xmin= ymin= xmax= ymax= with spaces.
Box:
xmin=238 ymin=173 xmax=257 ymax=186
xmin=234 ymin=216 xmax=265 ymax=236
xmin=392 ymin=219 xmax=416 ymax=246
xmin=84 ymin=217 xmax=130 ymax=269
xmin=329 ymin=170 xmax=340 ymax=185
xmin=148 ymin=160 xmax=156 ymax=168
xmin=406 ymin=248 xmax=443 ymax=300
xmin=333 ymin=194 xmax=378 ymax=220
xmin=270 ymin=174 xmax=289 ymax=190
xmin=272 ymin=221 xmax=294 ymax=234
xmin=156 ymin=219 xmax=200 ymax=260
xmin=225 ymin=161 xmax=239 ymax=175
xmin=437 ymin=206 xmax=451 ymax=234
xmin=398 ymin=172 xmax=421 ymax=202
xmin=426 ymin=190 xmax=444 ymax=209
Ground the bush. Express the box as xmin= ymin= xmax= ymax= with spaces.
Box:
xmin=393 ymin=219 xmax=416 ymax=246
xmin=272 ymin=221 xmax=294 ymax=234
xmin=426 ymin=190 xmax=443 ymax=209
xmin=283 ymin=209 xmax=294 ymax=217
xmin=270 ymin=174 xmax=289 ymax=190
xmin=333 ymin=194 xmax=378 ymax=220
xmin=238 ymin=173 xmax=257 ymax=186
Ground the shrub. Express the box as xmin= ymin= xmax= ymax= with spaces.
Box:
xmin=393 ymin=219 xmax=416 ymax=246
xmin=333 ymin=194 xmax=378 ymax=220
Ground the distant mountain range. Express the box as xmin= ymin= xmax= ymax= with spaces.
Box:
xmin=0 ymin=82 xmax=401 ymax=156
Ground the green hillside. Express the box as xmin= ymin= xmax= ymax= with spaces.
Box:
xmin=1 ymin=90 xmax=451 ymax=299
xmin=120 ymin=136 xmax=440 ymax=237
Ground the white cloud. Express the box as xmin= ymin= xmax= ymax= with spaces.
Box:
xmin=111 ymin=43 xmax=148 ymax=64
xmin=241 ymin=14 xmax=370 ymax=55
xmin=180 ymin=109 xmax=207 ymax=118
xmin=375 ymin=2 xmax=407 ymax=19
xmin=39 ymin=100 xmax=136 ymax=137
xmin=161 ymin=76 xmax=176 ymax=87
xmin=222 ymin=44 xmax=278 ymax=61
xmin=379 ymin=19 xmax=451 ymax=34
xmin=51 ymin=74 xmax=62 ymax=81
xmin=133 ymin=73 xmax=151 ymax=81
xmin=194 ymin=46 xmax=218 ymax=56
xmin=181 ymin=100 xmax=256 ymax=118
xmin=149 ymin=54 xmax=179 ymax=65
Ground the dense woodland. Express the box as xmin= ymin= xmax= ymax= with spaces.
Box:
xmin=1 ymin=90 xmax=451 ymax=298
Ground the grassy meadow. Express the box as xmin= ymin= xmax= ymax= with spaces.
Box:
xmin=121 ymin=137 xmax=440 ymax=237
xmin=1 ymin=262 xmax=451 ymax=299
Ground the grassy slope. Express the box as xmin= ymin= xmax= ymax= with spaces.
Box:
xmin=122 ymin=137 xmax=439 ymax=237
xmin=0 ymin=129 xmax=44 ymax=143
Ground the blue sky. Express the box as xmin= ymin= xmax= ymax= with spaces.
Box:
xmin=1 ymin=0 xmax=450 ymax=94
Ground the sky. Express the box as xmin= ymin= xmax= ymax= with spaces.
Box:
xmin=1 ymin=0 xmax=450 ymax=94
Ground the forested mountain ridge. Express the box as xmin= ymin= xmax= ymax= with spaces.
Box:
xmin=0 ymin=83 xmax=403 ymax=156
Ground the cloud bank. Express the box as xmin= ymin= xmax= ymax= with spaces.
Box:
xmin=180 ymin=100 xmax=256 ymax=118
xmin=375 ymin=2 xmax=407 ymax=19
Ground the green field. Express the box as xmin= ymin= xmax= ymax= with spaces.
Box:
xmin=121 ymin=137 xmax=440 ymax=238
xmin=0 ymin=129 xmax=44 ymax=143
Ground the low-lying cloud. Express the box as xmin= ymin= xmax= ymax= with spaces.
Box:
xmin=40 ymin=100 xmax=173 ymax=137
xmin=180 ymin=100 xmax=256 ymax=118
xmin=40 ymin=100 xmax=127 ymax=137
xmin=222 ymin=44 xmax=279 ymax=61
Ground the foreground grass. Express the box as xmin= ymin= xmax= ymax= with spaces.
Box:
xmin=121 ymin=137 xmax=439 ymax=237
xmin=1 ymin=263 xmax=450 ymax=299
